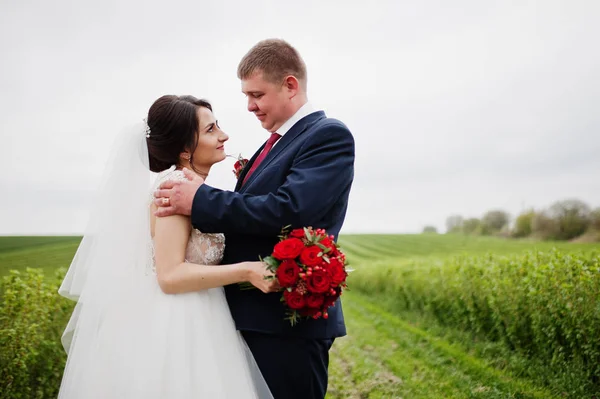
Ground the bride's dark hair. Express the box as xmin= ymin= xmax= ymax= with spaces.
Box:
xmin=145 ymin=95 xmax=212 ymax=173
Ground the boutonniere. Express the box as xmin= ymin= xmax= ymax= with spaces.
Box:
xmin=228 ymin=153 xmax=249 ymax=180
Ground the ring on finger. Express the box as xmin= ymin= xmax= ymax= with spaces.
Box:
xmin=161 ymin=198 xmax=169 ymax=206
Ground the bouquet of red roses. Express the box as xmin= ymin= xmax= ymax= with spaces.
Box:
xmin=260 ymin=226 xmax=350 ymax=326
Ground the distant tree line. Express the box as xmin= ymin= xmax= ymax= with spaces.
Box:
xmin=423 ymin=199 xmax=600 ymax=241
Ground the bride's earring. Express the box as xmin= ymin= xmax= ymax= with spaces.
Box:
xmin=179 ymin=152 xmax=192 ymax=165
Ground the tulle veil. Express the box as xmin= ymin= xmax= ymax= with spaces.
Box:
xmin=56 ymin=123 xmax=272 ymax=398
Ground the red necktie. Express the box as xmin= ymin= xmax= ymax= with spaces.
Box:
xmin=243 ymin=133 xmax=282 ymax=185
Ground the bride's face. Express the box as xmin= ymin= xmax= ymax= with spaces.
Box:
xmin=186 ymin=106 xmax=228 ymax=167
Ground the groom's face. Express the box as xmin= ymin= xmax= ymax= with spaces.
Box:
xmin=242 ymin=71 xmax=291 ymax=133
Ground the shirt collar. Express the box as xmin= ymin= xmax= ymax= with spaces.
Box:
xmin=276 ymin=101 xmax=316 ymax=137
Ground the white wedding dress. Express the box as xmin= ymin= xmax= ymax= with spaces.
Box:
xmin=57 ymin=128 xmax=272 ymax=398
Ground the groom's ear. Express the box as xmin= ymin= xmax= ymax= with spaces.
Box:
xmin=283 ymin=75 xmax=300 ymax=95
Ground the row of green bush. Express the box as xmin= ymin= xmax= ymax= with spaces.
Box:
xmin=439 ymin=199 xmax=600 ymax=241
xmin=0 ymin=268 xmax=72 ymax=399
xmin=352 ymin=250 xmax=600 ymax=390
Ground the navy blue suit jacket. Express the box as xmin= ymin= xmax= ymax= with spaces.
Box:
xmin=191 ymin=111 xmax=354 ymax=339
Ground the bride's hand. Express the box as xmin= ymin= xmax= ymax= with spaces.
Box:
xmin=245 ymin=262 xmax=279 ymax=293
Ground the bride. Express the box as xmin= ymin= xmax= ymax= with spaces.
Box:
xmin=57 ymin=95 xmax=276 ymax=398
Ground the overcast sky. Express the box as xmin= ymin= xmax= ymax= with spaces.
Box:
xmin=1 ymin=0 xmax=599 ymax=235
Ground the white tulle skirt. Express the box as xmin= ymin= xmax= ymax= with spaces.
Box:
xmin=58 ymin=274 xmax=272 ymax=399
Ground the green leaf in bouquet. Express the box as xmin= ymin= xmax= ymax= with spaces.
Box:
xmin=306 ymin=234 xmax=319 ymax=246
xmin=261 ymin=256 xmax=281 ymax=271
xmin=315 ymin=242 xmax=332 ymax=253
xmin=278 ymin=225 xmax=292 ymax=240
xmin=303 ymin=227 xmax=313 ymax=239
xmin=285 ymin=311 xmax=301 ymax=326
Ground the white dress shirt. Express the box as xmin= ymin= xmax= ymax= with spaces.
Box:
xmin=272 ymin=101 xmax=317 ymax=148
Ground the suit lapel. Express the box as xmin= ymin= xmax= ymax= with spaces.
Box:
xmin=239 ymin=111 xmax=325 ymax=193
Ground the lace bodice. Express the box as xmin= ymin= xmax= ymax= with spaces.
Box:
xmin=150 ymin=167 xmax=225 ymax=269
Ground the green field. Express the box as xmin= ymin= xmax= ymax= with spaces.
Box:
xmin=1 ymin=234 xmax=593 ymax=278
xmin=1 ymin=234 xmax=599 ymax=398
xmin=0 ymin=236 xmax=81 ymax=277
xmin=330 ymin=235 xmax=600 ymax=398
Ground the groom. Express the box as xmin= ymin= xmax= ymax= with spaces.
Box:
xmin=154 ymin=39 xmax=355 ymax=399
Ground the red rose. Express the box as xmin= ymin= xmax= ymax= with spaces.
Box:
xmin=289 ymin=228 xmax=305 ymax=239
xmin=320 ymin=236 xmax=335 ymax=249
xmin=320 ymin=237 xmax=339 ymax=257
xmin=276 ymin=260 xmax=301 ymax=287
xmin=273 ymin=238 xmax=305 ymax=260
xmin=306 ymin=294 xmax=325 ymax=309
xmin=299 ymin=246 xmax=322 ymax=266
xmin=283 ymin=290 xmax=306 ymax=310
xmin=327 ymin=258 xmax=347 ymax=286
xmin=233 ymin=159 xmax=249 ymax=179
xmin=306 ymin=269 xmax=331 ymax=294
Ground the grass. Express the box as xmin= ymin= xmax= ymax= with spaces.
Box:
xmin=327 ymin=290 xmax=558 ymax=399
xmin=338 ymin=233 xmax=599 ymax=261
xmin=0 ymin=236 xmax=81 ymax=277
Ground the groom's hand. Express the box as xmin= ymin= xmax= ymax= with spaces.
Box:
xmin=154 ymin=168 xmax=204 ymax=217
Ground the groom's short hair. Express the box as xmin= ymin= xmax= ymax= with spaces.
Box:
xmin=238 ymin=39 xmax=307 ymax=90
